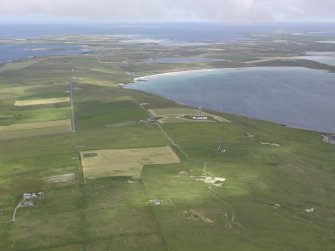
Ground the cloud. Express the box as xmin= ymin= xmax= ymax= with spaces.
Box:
xmin=0 ymin=0 xmax=334 ymax=23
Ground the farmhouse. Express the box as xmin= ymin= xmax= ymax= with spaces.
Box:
xmin=191 ymin=116 xmax=208 ymax=120
xmin=322 ymin=135 xmax=335 ymax=144
xmin=150 ymin=199 xmax=161 ymax=206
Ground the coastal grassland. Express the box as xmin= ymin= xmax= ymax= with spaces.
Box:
xmin=149 ymin=107 xmax=231 ymax=123
xmin=90 ymin=66 xmax=134 ymax=84
xmin=143 ymin=120 xmax=335 ymax=250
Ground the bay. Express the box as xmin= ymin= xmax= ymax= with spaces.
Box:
xmin=125 ymin=67 xmax=335 ymax=133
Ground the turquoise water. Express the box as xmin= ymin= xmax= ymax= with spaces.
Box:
xmin=125 ymin=67 xmax=335 ymax=133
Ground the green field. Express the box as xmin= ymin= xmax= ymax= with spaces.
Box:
xmin=0 ymin=92 xmax=72 ymax=139
xmin=0 ymin=34 xmax=335 ymax=251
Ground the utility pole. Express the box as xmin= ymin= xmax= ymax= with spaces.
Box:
xmin=67 ymin=82 xmax=76 ymax=133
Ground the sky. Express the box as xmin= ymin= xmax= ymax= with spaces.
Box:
xmin=0 ymin=0 xmax=335 ymax=23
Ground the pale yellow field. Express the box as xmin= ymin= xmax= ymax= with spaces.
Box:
xmin=15 ymin=97 xmax=70 ymax=106
xmin=0 ymin=125 xmax=71 ymax=140
xmin=0 ymin=119 xmax=71 ymax=132
xmin=80 ymin=146 xmax=180 ymax=179
xmin=149 ymin=108 xmax=231 ymax=123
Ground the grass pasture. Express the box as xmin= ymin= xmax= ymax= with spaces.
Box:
xmin=0 ymin=119 xmax=71 ymax=140
xmin=149 ymin=107 xmax=231 ymax=123
xmin=0 ymin=91 xmax=71 ymax=138
xmin=0 ymin=96 xmax=16 ymax=108
xmin=76 ymin=100 xmax=148 ymax=129
xmin=81 ymin=146 xmax=180 ymax=179
xmin=0 ymin=119 xmax=71 ymax=132
xmin=0 ymin=107 xmax=71 ymax=125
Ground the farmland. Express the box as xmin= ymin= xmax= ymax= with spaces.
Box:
xmin=0 ymin=33 xmax=334 ymax=251
xmin=0 ymin=95 xmax=72 ymax=140
xmin=15 ymin=97 xmax=70 ymax=106
xmin=81 ymin=146 xmax=180 ymax=179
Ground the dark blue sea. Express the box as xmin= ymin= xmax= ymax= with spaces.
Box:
xmin=125 ymin=67 xmax=335 ymax=133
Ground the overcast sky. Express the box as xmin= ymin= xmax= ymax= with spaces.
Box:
xmin=0 ymin=0 xmax=334 ymax=23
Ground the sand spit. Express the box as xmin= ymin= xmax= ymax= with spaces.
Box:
xmin=132 ymin=68 xmax=220 ymax=83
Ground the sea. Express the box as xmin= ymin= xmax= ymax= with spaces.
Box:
xmin=125 ymin=67 xmax=335 ymax=133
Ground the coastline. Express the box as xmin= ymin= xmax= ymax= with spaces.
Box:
xmin=0 ymin=48 xmax=93 ymax=67
xmin=121 ymin=67 xmax=335 ymax=134
xmin=132 ymin=68 xmax=221 ymax=83
xmin=124 ymin=61 xmax=335 ymax=86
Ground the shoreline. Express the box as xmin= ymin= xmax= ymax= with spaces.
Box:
xmin=121 ymin=68 xmax=335 ymax=135
xmin=132 ymin=68 xmax=221 ymax=83
xmin=128 ymin=61 xmax=335 ymax=85
xmin=0 ymin=49 xmax=93 ymax=68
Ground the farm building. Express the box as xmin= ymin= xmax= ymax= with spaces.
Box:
xmin=322 ymin=135 xmax=335 ymax=145
xmin=192 ymin=116 xmax=208 ymax=120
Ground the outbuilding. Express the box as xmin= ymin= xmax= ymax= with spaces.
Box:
xmin=322 ymin=135 xmax=335 ymax=144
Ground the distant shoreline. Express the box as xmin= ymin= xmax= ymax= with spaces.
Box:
xmin=120 ymin=58 xmax=335 ymax=86
xmin=0 ymin=44 xmax=93 ymax=66
xmin=132 ymin=68 xmax=220 ymax=82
